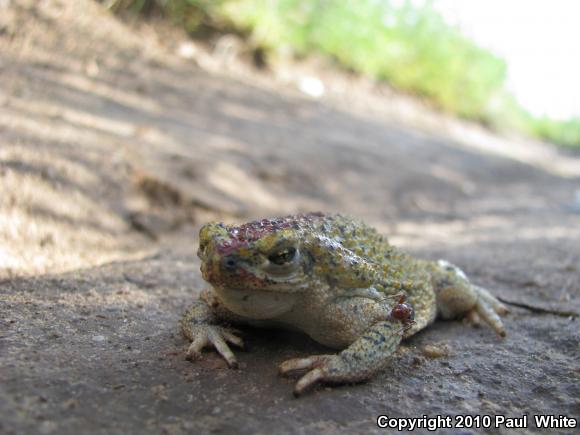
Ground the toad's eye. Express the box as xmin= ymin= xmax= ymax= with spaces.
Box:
xmin=268 ymin=247 xmax=297 ymax=265
xmin=197 ymin=240 xmax=209 ymax=258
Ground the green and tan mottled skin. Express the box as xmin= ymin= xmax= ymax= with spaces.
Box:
xmin=181 ymin=213 xmax=508 ymax=396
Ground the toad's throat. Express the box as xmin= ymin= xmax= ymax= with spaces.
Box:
xmin=213 ymin=286 xmax=299 ymax=319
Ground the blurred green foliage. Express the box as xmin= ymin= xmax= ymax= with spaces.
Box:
xmin=530 ymin=117 xmax=580 ymax=148
xmin=102 ymin=0 xmax=580 ymax=148
xmin=104 ymin=0 xmax=227 ymax=33
xmin=223 ymin=0 xmax=507 ymax=121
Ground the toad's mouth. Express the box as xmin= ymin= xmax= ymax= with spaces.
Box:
xmin=201 ymin=258 xmax=309 ymax=293
xmin=213 ymin=286 xmax=299 ymax=319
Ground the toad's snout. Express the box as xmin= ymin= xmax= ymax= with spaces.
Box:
xmin=221 ymin=255 xmax=238 ymax=271
xmin=200 ymin=252 xmax=245 ymax=286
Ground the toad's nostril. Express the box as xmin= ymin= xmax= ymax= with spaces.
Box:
xmin=222 ymin=256 xmax=237 ymax=270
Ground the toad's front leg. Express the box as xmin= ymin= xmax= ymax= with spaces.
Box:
xmin=279 ymin=321 xmax=404 ymax=396
xmin=181 ymin=289 xmax=244 ymax=368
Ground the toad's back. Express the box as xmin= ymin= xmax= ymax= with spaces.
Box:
xmin=300 ymin=213 xmax=438 ymax=335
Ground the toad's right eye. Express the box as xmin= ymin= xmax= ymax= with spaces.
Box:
xmin=197 ymin=241 xmax=208 ymax=258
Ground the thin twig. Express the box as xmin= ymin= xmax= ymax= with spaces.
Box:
xmin=498 ymin=297 xmax=579 ymax=318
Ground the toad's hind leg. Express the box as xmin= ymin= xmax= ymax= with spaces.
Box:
xmin=432 ymin=260 xmax=508 ymax=337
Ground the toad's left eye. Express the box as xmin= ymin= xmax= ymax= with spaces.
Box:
xmin=268 ymin=247 xmax=298 ymax=265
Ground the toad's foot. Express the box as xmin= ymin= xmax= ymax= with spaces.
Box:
xmin=279 ymin=354 xmax=340 ymax=396
xmin=436 ymin=260 xmax=508 ymax=337
xmin=181 ymin=298 xmax=245 ymax=367
xmin=471 ymin=285 xmax=509 ymax=336
xmin=184 ymin=324 xmax=244 ymax=368
xmin=279 ymin=321 xmax=403 ymax=396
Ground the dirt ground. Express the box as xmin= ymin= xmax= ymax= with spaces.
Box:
xmin=1 ymin=1 xmax=579 ymax=434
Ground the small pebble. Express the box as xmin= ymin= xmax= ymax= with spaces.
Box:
xmin=422 ymin=344 xmax=451 ymax=359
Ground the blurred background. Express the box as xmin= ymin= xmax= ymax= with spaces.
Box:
xmin=104 ymin=0 xmax=580 ymax=148
xmin=1 ymin=0 xmax=579 ymax=278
